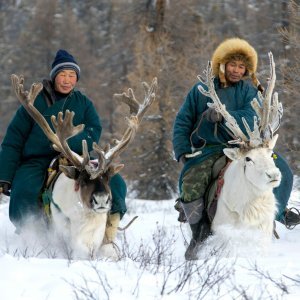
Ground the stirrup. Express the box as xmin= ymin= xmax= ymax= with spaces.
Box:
xmin=283 ymin=207 xmax=300 ymax=230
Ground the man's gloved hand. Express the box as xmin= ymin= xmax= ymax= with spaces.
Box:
xmin=179 ymin=155 xmax=187 ymax=164
xmin=0 ymin=182 xmax=11 ymax=196
xmin=205 ymin=107 xmax=222 ymax=123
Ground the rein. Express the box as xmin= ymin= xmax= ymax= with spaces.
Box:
xmin=189 ymin=112 xmax=207 ymax=154
xmin=118 ymin=216 xmax=139 ymax=231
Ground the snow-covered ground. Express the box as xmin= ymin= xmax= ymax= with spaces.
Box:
xmin=0 ymin=177 xmax=299 ymax=300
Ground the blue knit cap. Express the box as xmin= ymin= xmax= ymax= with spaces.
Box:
xmin=50 ymin=49 xmax=80 ymax=81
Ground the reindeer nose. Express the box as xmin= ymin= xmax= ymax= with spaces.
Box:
xmin=266 ymin=169 xmax=281 ymax=182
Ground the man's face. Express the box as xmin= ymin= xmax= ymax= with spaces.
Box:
xmin=54 ymin=69 xmax=77 ymax=94
xmin=225 ymin=60 xmax=247 ymax=84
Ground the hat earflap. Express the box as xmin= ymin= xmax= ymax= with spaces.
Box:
xmin=219 ymin=63 xmax=228 ymax=87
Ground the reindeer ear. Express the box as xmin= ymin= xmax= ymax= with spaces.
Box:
xmin=223 ymin=148 xmax=241 ymax=161
xmin=107 ymin=164 xmax=124 ymax=177
xmin=59 ymin=165 xmax=79 ymax=179
xmin=268 ymin=134 xmax=278 ymax=150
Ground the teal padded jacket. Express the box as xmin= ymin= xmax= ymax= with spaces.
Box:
xmin=173 ymin=78 xmax=258 ymax=163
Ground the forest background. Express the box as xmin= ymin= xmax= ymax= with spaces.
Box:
xmin=0 ymin=0 xmax=299 ymax=200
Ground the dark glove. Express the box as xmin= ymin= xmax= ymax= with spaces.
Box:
xmin=205 ymin=107 xmax=222 ymax=123
xmin=0 ymin=182 xmax=11 ymax=196
xmin=179 ymin=155 xmax=187 ymax=164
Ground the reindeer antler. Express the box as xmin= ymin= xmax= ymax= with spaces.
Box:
xmin=11 ymin=74 xmax=157 ymax=179
xmin=86 ymin=77 xmax=158 ymax=179
xmin=197 ymin=52 xmax=282 ymax=148
xmin=251 ymin=52 xmax=283 ymax=142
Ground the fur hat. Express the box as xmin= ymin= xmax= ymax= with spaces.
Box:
xmin=211 ymin=38 xmax=260 ymax=89
xmin=50 ymin=49 xmax=80 ymax=81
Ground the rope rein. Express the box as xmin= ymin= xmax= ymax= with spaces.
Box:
xmin=118 ymin=216 xmax=139 ymax=231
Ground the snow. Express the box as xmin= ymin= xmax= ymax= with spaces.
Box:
xmin=0 ymin=178 xmax=299 ymax=300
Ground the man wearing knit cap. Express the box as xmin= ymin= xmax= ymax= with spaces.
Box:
xmin=172 ymin=38 xmax=295 ymax=260
xmin=0 ymin=50 xmax=127 ymax=243
xmin=50 ymin=49 xmax=81 ymax=82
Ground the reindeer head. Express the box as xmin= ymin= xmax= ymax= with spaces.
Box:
xmin=11 ymin=75 xmax=157 ymax=212
xmin=198 ymin=52 xmax=283 ymax=191
xmin=224 ymin=144 xmax=281 ymax=192
xmin=58 ymin=158 xmax=113 ymax=213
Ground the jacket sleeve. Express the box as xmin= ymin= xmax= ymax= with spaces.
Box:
xmin=0 ymin=106 xmax=34 ymax=182
xmin=172 ymin=84 xmax=207 ymax=161
xmin=67 ymin=99 xmax=102 ymax=154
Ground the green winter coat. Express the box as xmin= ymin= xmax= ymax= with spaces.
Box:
xmin=0 ymin=82 xmax=127 ymax=226
xmin=173 ymin=78 xmax=258 ymax=168
xmin=173 ymin=78 xmax=293 ymax=220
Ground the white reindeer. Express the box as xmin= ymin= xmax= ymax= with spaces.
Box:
xmin=198 ymin=52 xmax=282 ymax=241
xmin=11 ymin=75 xmax=157 ymax=259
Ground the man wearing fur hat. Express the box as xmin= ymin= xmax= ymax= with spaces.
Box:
xmin=0 ymin=50 xmax=126 ymax=243
xmin=173 ymin=38 xmax=296 ymax=260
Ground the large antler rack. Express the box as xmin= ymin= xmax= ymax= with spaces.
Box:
xmin=11 ymin=74 xmax=86 ymax=170
xmin=197 ymin=52 xmax=282 ymax=148
xmin=85 ymin=77 xmax=158 ymax=179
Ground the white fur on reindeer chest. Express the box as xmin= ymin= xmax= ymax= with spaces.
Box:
xmin=212 ymin=148 xmax=280 ymax=235
xmin=51 ymin=173 xmax=108 ymax=255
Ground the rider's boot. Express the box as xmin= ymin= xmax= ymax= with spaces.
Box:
xmin=181 ymin=198 xmax=211 ymax=260
xmin=103 ymin=213 xmax=120 ymax=244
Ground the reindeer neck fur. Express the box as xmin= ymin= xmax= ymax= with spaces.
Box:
xmin=222 ymin=160 xmax=274 ymax=207
xmin=52 ymin=173 xmax=85 ymax=218
xmin=223 ymin=163 xmax=276 ymax=208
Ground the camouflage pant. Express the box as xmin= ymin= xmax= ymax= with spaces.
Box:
xmin=181 ymin=154 xmax=221 ymax=203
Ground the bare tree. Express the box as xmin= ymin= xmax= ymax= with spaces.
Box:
xmin=117 ymin=0 xmax=217 ymax=199
xmin=278 ymin=0 xmax=300 ymax=175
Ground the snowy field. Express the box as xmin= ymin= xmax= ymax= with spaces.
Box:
xmin=0 ymin=177 xmax=299 ymax=300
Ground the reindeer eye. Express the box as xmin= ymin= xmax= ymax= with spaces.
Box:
xmin=245 ymin=157 xmax=252 ymax=162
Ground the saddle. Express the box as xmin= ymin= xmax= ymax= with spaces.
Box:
xmin=204 ymin=155 xmax=231 ymax=222
xmin=41 ymin=156 xmax=70 ymax=222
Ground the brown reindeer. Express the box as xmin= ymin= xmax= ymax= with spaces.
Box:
xmin=11 ymin=75 xmax=157 ymax=259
